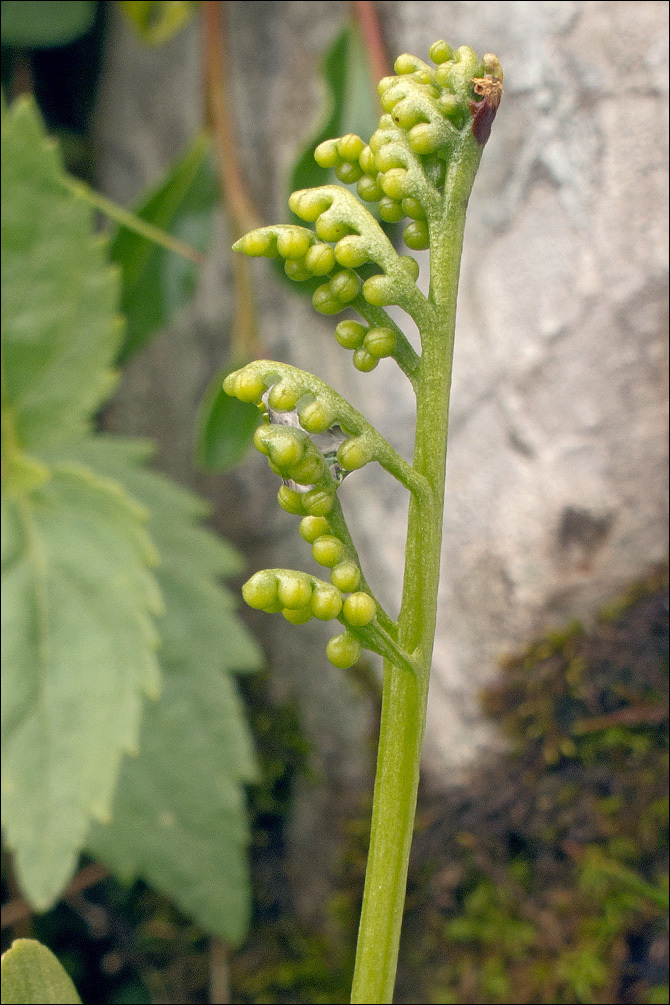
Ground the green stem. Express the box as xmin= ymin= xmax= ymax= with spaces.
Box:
xmin=350 ymin=135 xmax=483 ymax=1004
xmin=60 ymin=176 xmax=204 ymax=264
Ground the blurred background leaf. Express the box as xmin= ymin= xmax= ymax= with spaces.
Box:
xmin=0 ymin=1 xmax=96 ymax=49
xmin=63 ymin=437 xmax=261 ymax=945
xmin=1 ymin=938 xmax=82 ymax=1004
xmin=110 ymin=131 xmax=217 ymax=363
xmin=194 ymin=361 xmax=261 ymax=473
xmin=2 ymin=94 xmax=260 ymax=944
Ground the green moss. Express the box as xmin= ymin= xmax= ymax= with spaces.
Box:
xmin=393 ymin=566 xmax=668 ymax=1005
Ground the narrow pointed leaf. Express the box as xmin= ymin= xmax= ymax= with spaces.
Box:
xmin=119 ymin=1 xmax=196 ymax=47
xmin=1 ymin=939 xmax=81 ymax=1005
xmin=110 ymin=132 xmax=217 ymax=362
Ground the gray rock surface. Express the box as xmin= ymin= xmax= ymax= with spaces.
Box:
xmin=96 ymin=2 xmax=669 ymax=920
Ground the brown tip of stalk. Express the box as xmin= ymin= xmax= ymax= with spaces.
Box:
xmin=469 ymin=74 xmax=503 ymax=145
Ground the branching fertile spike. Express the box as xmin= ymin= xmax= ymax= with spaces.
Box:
xmin=228 ymin=38 xmax=503 ymax=1001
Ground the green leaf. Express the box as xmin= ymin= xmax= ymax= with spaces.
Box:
xmin=110 ymin=132 xmax=217 ymax=362
xmin=1 ymin=465 xmax=162 ymax=910
xmin=288 ymin=21 xmax=380 ymax=210
xmin=68 ymin=437 xmax=261 ymax=944
xmin=195 ymin=363 xmax=261 ymax=473
xmin=1 ymin=2 xmax=96 ymax=49
xmin=1 ymin=939 xmax=81 ymax=1005
xmin=119 ymin=1 xmax=196 ymax=46
xmin=1 ymin=96 xmax=122 ymax=450
xmin=2 ymin=95 xmax=163 ymax=911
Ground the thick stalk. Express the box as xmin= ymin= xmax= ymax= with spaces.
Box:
xmin=350 ymin=136 xmax=483 ymax=1004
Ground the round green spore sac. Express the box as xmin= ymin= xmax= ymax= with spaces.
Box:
xmin=342 ymin=591 xmax=376 ymax=627
xmin=334 ymin=235 xmax=369 ymax=269
xmin=357 ymin=176 xmax=384 ymax=202
xmin=377 ymin=75 xmax=396 ymax=95
xmin=369 ymin=129 xmax=391 ymax=153
xmin=305 ymin=242 xmax=336 ymax=276
xmin=337 ymin=437 xmax=371 ymax=471
xmin=289 ymin=190 xmax=332 ymax=222
xmin=390 ymin=100 xmax=424 ymax=131
xmin=262 ymin=598 xmax=284 ymax=614
xmin=437 ymin=93 xmax=467 ymax=127
xmin=412 ymin=68 xmax=434 ymax=86
xmin=302 ymin=487 xmax=334 ymax=516
xmin=335 ymin=319 xmax=366 ymax=350
xmin=310 ymin=582 xmax=343 ymax=621
xmin=362 ymin=274 xmax=395 ymax=307
xmin=352 ymin=347 xmax=379 ymax=372
xmin=222 ymin=371 xmax=238 ymax=395
xmin=380 ymin=87 xmax=403 ymax=114
xmin=402 ymin=197 xmax=426 ymax=220
xmin=330 ymin=561 xmax=361 ymax=593
xmin=326 ymin=632 xmax=362 ymax=669
xmin=242 ymin=570 xmax=278 ymax=610
xmin=278 ymin=572 xmax=313 ymax=610
xmin=276 ymin=229 xmax=312 ymax=259
xmin=267 ymin=382 xmax=301 ymax=411
xmin=408 ymin=122 xmax=441 ymax=156
xmin=283 ymin=606 xmax=313 ymax=625
xmin=312 ymin=534 xmax=346 ymax=568
xmin=298 ymin=399 xmax=334 ymax=434
xmin=394 ymin=53 xmax=421 ymax=75
xmin=337 ymin=133 xmax=365 ymax=162
xmin=290 ymin=452 xmax=324 ymax=485
xmin=277 ymin=486 xmax=305 ymax=515
xmin=312 ymin=284 xmax=343 ymax=316
xmin=268 ymin=431 xmax=305 ymax=471
xmin=315 ymin=215 xmax=350 ymax=243
xmin=429 ymin=39 xmax=454 ymax=64
xmin=364 ymin=326 xmax=396 ymax=358
xmin=380 ymin=168 xmax=411 ymax=201
xmin=235 ymin=370 xmax=266 ymax=403
xmin=299 ymin=515 xmax=330 ymax=543
xmin=375 ymin=146 xmax=405 ymax=173
xmin=379 ymin=197 xmax=404 ymax=223
xmin=330 ymin=269 xmax=361 ymax=304
xmin=336 ymin=161 xmax=363 ymax=185
xmin=284 ymin=258 xmax=312 ymax=282
xmin=403 ymin=220 xmax=430 ymax=250
xmin=482 ymin=53 xmax=503 ymax=80
xmin=239 ymin=230 xmax=276 ymax=257
xmin=400 ymin=256 xmax=421 ymax=281
xmin=253 ymin=423 xmax=272 ymax=455
xmin=358 ymin=145 xmax=377 ymax=175
xmin=314 ymin=138 xmax=340 ymax=169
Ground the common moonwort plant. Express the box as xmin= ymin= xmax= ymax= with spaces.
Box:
xmin=224 ymin=40 xmax=502 ymax=1004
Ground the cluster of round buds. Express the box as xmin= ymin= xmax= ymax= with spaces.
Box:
xmin=314 ymin=133 xmax=366 ymax=186
xmin=318 ymin=42 xmax=502 ymax=251
xmin=223 ymin=365 xmax=375 ymax=514
xmin=334 ymin=319 xmax=396 ymax=372
xmin=233 ymin=224 xmax=337 ymax=283
xmin=253 ymin=424 xmax=326 ymax=486
xmin=312 ymin=268 xmax=361 ymax=315
xmin=242 ymin=568 xmax=377 ymax=668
